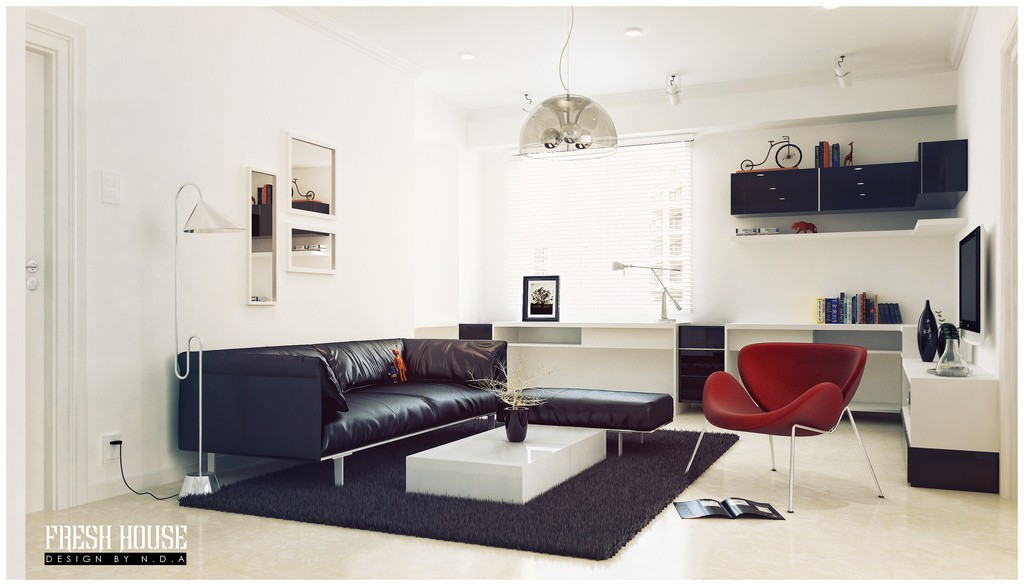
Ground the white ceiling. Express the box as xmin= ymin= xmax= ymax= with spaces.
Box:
xmin=312 ymin=5 xmax=968 ymax=112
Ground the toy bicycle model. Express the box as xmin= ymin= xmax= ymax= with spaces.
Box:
xmin=740 ymin=136 xmax=802 ymax=171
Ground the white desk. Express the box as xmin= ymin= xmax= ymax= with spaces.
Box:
xmin=492 ymin=321 xmax=680 ymax=402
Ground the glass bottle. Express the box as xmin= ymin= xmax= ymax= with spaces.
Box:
xmin=935 ymin=338 xmax=970 ymax=377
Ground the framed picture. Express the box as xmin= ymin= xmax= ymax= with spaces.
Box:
xmin=522 ymin=276 xmax=560 ymax=322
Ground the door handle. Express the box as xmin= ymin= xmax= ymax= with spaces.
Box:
xmin=25 ymin=260 xmax=38 ymax=273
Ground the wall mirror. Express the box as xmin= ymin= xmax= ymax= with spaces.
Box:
xmin=289 ymin=136 xmax=336 ymax=217
xmin=248 ymin=168 xmax=277 ymax=304
xmin=288 ymin=224 xmax=336 ymax=274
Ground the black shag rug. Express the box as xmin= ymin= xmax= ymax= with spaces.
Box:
xmin=179 ymin=420 xmax=738 ymax=561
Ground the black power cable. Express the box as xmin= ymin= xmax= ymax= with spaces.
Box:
xmin=111 ymin=440 xmax=178 ymax=501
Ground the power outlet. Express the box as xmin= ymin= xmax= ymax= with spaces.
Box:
xmin=101 ymin=434 xmax=121 ymax=463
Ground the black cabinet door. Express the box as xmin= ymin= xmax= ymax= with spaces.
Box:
xmin=731 ymin=168 xmax=818 ymax=215
xmin=677 ymin=326 xmax=725 ymax=404
xmin=678 ymin=325 xmax=724 ymax=349
xmin=919 ymin=139 xmax=968 ymax=193
xmin=820 ymin=162 xmax=918 ymax=211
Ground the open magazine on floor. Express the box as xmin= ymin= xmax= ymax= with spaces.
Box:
xmin=674 ymin=497 xmax=785 ymax=520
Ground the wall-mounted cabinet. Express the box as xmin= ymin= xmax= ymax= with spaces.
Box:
xmin=289 ymin=225 xmax=336 ymax=274
xmin=730 ymin=168 xmax=818 ymax=215
xmin=248 ymin=168 xmax=276 ymax=305
xmin=819 ymin=162 xmax=918 ymax=211
xmin=731 ymin=139 xmax=968 ymax=217
xmin=917 ymin=139 xmax=968 ymax=209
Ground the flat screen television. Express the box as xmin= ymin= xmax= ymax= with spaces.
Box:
xmin=958 ymin=225 xmax=984 ymax=344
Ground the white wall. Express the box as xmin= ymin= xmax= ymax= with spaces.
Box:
xmin=413 ymin=90 xmax=468 ymax=328
xmin=18 ymin=6 xmax=418 ymax=503
xmin=954 ymin=6 xmax=1017 ymax=373
xmin=470 ymin=71 xmax=963 ymax=326
xmin=7 ymin=6 xmax=29 ymax=579
xmin=952 ymin=6 xmax=1018 ymax=498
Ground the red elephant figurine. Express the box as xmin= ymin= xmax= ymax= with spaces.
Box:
xmin=792 ymin=221 xmax=817 ymax=234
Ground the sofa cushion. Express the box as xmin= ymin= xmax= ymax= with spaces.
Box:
xmin=234 ymin=345 xmax=348 ymax=412
xmin=314 ymin=339 xmax=404 ymax=393
xmin=402 ymin=338 xmax=507 ymax=383
xmin=525 ymin=388 xmax=675 ymax=432
xmin=321 ymin=382 xmax=498 ymax=456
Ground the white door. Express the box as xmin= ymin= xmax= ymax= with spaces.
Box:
xmin=25 ymin=46 xmax=49 ymax=513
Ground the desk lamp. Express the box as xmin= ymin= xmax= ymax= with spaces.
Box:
xmin=612 ymin=261 xmax=682 ymax=321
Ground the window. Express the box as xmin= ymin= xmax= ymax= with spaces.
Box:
xmin=504 ymin=139 xmax=693 ymax=319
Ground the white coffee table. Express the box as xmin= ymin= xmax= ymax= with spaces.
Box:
xmin=406 ymin=425 xmax=606 ymax=504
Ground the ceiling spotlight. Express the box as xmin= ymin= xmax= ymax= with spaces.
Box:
xmin=666 ymin=75 xmax=681 ymax=106
xmin=458 ymin=52 xmax=475 ymax=61
xmin=624 ymin=28 xmax=644 ymax=37
xmin=834 ymin=55 xmax=852 ymax=88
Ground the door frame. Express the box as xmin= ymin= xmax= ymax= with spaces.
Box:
xmin=24 ymin=8 xmax=88 ymax=511
xmin=998 ymin=24 xmax=1017 ymax=500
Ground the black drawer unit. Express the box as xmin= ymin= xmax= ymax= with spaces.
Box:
xmin=678 ymin=325 xmax=725 ymax=404
xmin=730 ymin=168 xmax=818 ymax=215
xmin=820 ymin=162 xmax=919 ymax=211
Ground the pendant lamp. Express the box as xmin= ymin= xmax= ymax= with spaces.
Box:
xmin=519 ymin=8 xmax=617 ymax=159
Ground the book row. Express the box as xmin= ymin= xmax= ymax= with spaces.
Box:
xmin=816 ymin=292 xmax=903 ymax=324
xmin=292 ymin=244 xmax=328 ymax=252
xmin=814 ymin=140 xmax=852 ymax=168
xmin=254 ymin=184 xmax=274 ymax=205
xmin=735 ymin=227 xmax=782 ymax=236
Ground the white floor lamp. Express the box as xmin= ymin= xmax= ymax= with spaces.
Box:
xmin=612 ymin=261 xmax=683 ymax=321
xmin=174 ymin=182 xmax=244 ymax=498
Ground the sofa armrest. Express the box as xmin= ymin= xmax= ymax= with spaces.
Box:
xmin=177 ymin=352 xmax=325 ymax=460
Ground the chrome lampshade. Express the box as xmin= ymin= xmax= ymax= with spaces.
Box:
xmin=519 ymin=93 xmax=617 ymax=158
xmin=518 ymin=7 xmax=617 ymax=160
xmin=182 ymin=198 xmax=244 ymax=233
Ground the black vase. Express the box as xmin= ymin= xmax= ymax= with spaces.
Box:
xmin=504 ymin=408 xmax=529 ymax=443
xmin=917 ymin=300 xmax=939 ymax=362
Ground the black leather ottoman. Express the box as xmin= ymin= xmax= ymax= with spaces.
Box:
xmin=518 ymin=388 xmax=676 ymax=456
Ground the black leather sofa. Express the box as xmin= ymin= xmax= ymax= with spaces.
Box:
xmin=177 ymin=338 xmax=506 ymax=485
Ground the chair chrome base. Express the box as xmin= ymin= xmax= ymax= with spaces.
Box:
xmin=179 ymin=472 xmax=220 ymax=499
xmin=684 ymin=407 xmax=884 ymax=513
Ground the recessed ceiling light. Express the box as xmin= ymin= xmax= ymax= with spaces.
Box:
xmin=623 ymin=28 xmax=644 ymax=38
xmin=458 ymin=52 xmax=475 ymax=61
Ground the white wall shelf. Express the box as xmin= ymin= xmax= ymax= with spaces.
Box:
xmin=732 ymin=217 xmax=967 ymax=243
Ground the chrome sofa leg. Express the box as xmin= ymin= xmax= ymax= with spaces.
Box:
xmin=333 ymin=457 xmax=345 ymax=487
xmin=769 ymin=436 xmax=776 ymax=471
xmin=618 ymin=432 xmax=624 ymax=457
xmin=846 ymin=407 xmax=884 ymax=499
xmin=684 ymin=423 xmax=707 ymax=476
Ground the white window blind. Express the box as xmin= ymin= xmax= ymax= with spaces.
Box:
xmin=505 ymin=139 xmax=693 ymax=319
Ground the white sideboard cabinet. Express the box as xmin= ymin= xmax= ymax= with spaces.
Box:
xmin=901 ymin=359 xmax=1000 ymax=493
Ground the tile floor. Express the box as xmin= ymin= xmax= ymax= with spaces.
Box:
xmin=25 ymin=410 xmax=1017 ymax=580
